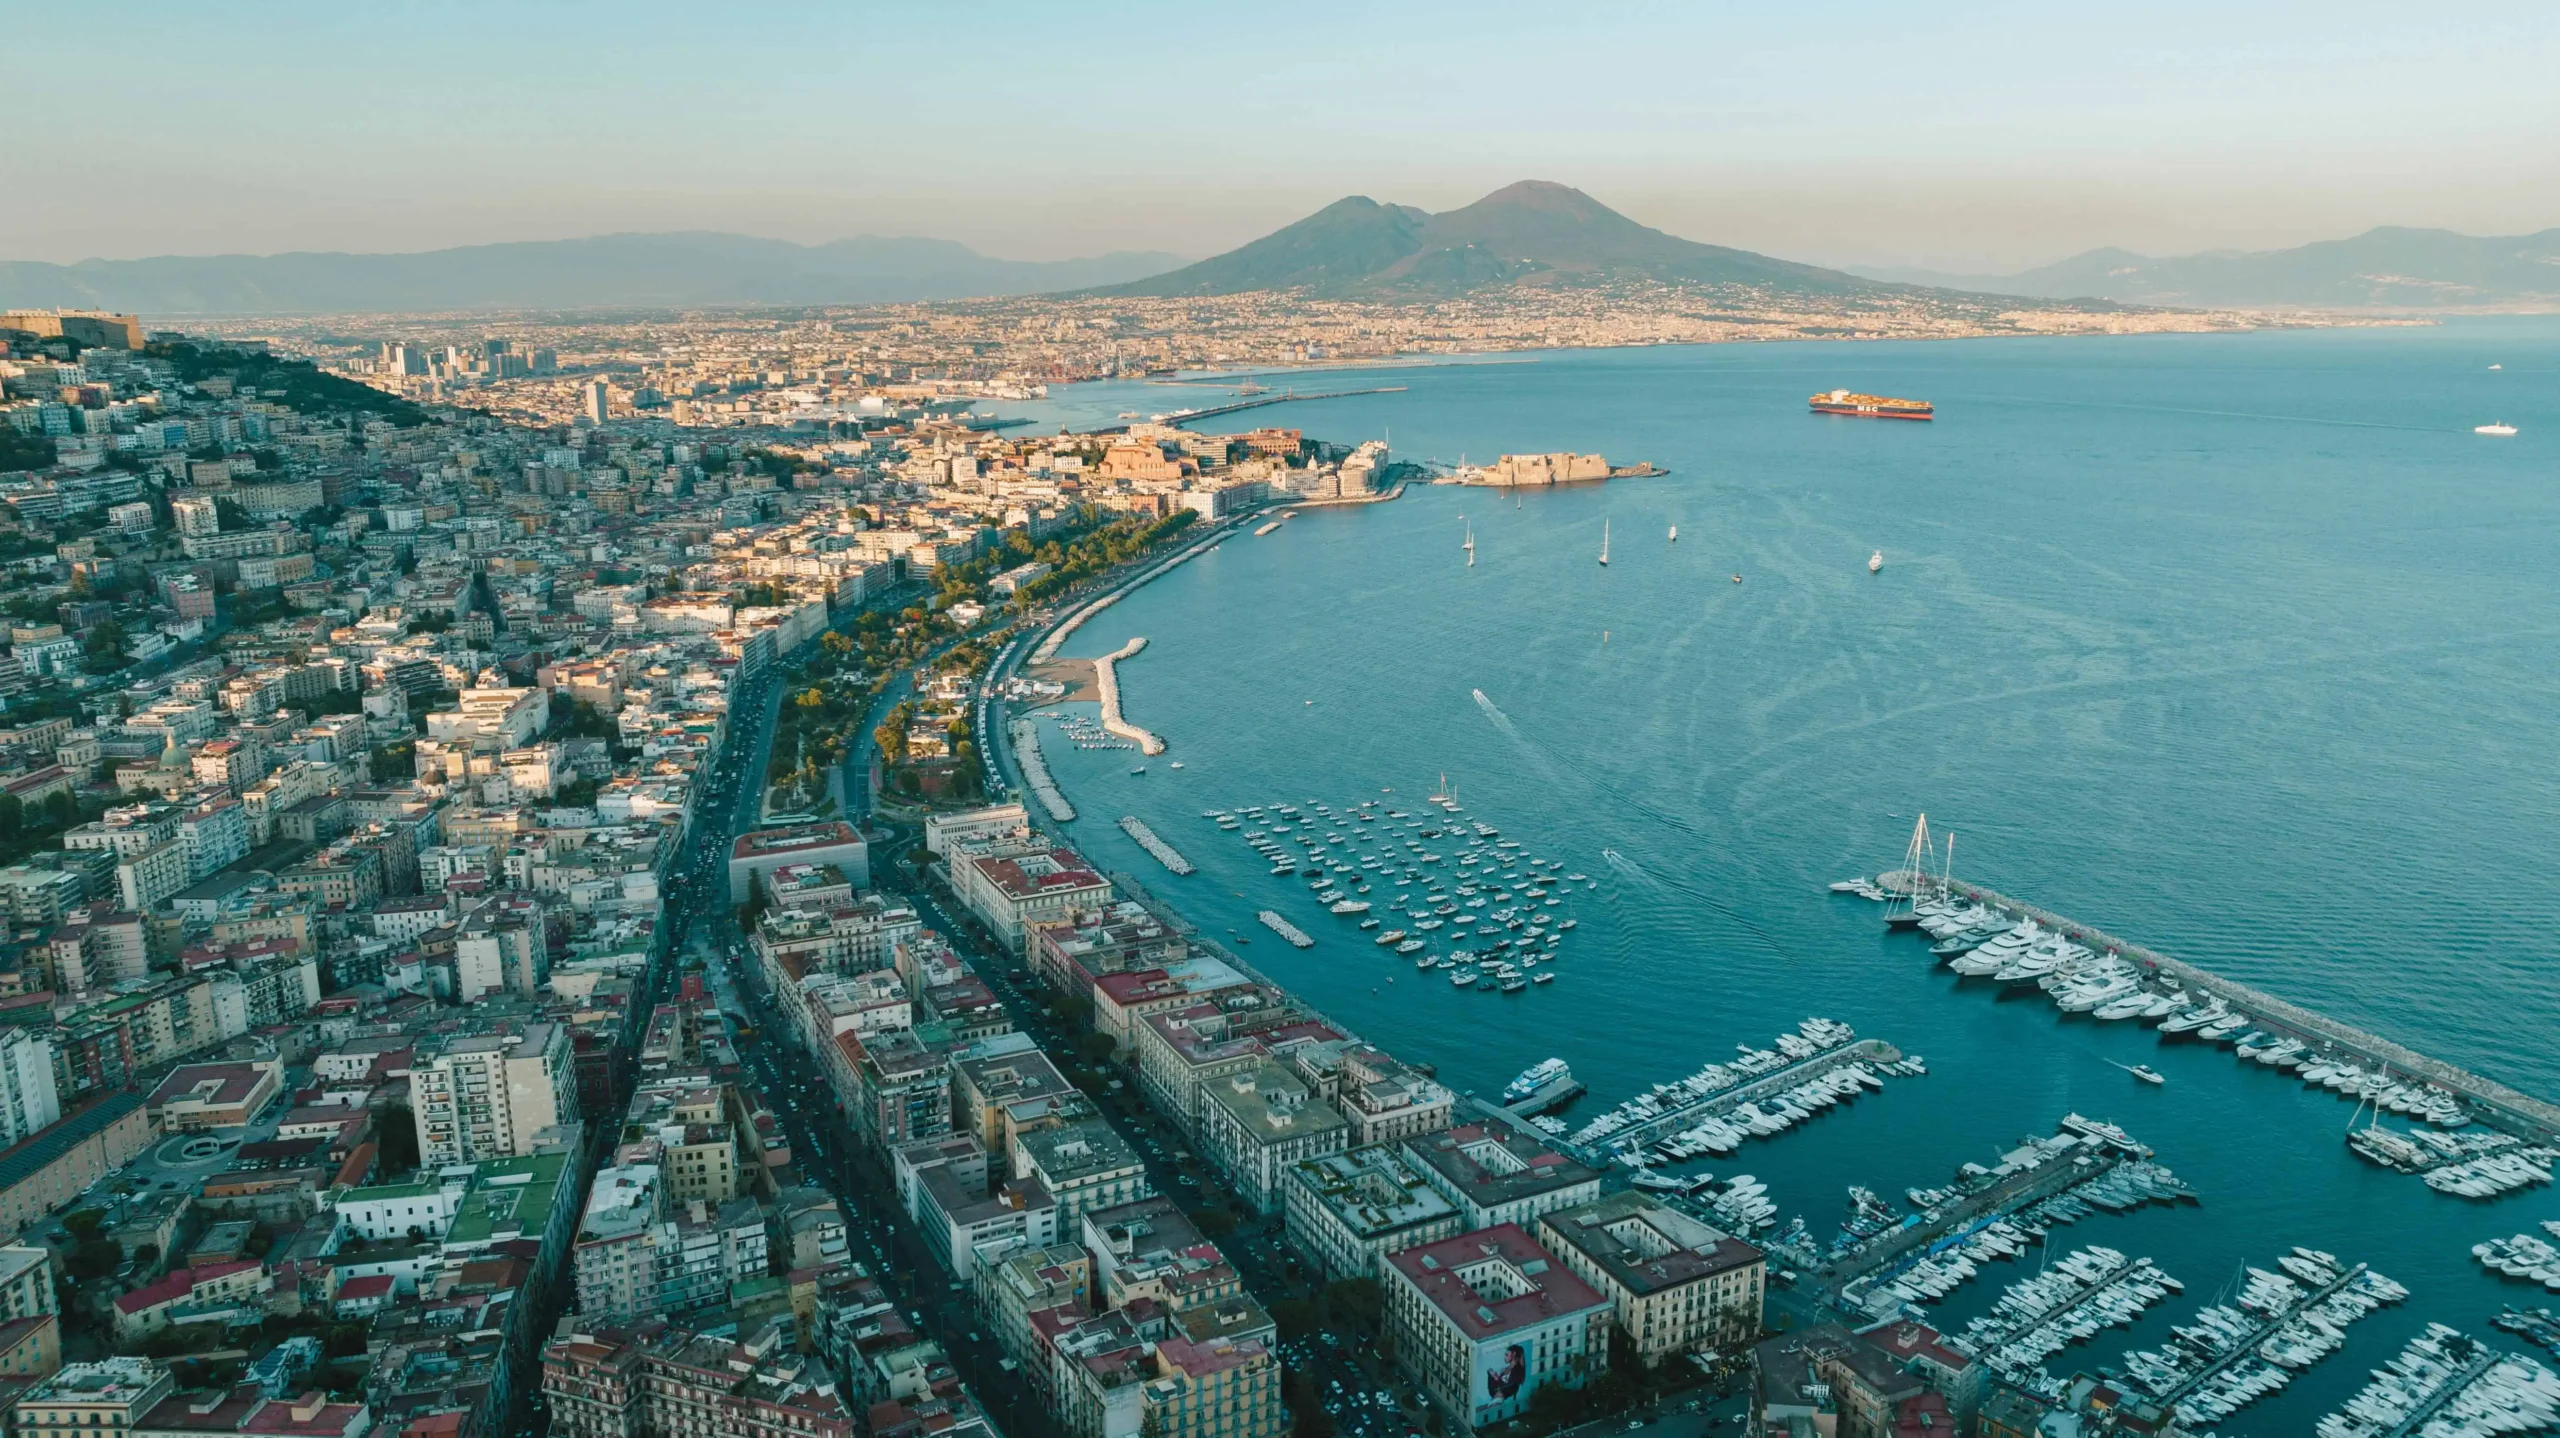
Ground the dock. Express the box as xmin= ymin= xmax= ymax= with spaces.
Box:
xmin=1892 ymin=873 xmax=2560 ymax=1143
xmin=1084 ymin=386 xmax=1408 ymax=434
xmin=1572 ymin=1037 xmax=1903 ymax=1156
xmin=1822 ymin=1117 xmax=2165 ymax=1297
xmin=2150 ymin=1261 xmax=2373 ymax=1407
xmin=1119 ymin=816 xmax=1193 ymax=875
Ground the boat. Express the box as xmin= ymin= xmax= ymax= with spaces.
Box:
xmin=1374 ymin=930 xmax=1407 ymax=946
xmin=1328 ymin=900 xmax=1371 ymax=916
xmin=2127 ymin=1064 xmax=2165 ymax=1085
xmin=1464 ymin=520 xmax=1475 ymax=568
xmin=1500 ymin=976 xmax=1528 ymax=993
xmin=1129 ymin=766 xmax=1146 ymax=776
xmin=1502 ymin=1059 xmax=1582 ymax=1112
xmin=1169 ymin=760 xmax=1184 ymax=769
xmin=1598 ymin=519 xmax=1610 ymax=566
xmin=2477 ymin=422 xmax=2519 ymax=436
xmin=1668 ymin=524 xmax=1678 ymax=543
xmin=1869 ymin=549 xmax=1884 ymax=573
xmin=1532 ymin=971 xmax=1556 ymax=985
xmin=1395 ymin=939 xmax=1426 ymax=955
xmin=1810 ymin=389 xmax=1933 ymax=420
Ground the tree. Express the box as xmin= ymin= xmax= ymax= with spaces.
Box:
xmin=377 ymin=1102 xmax=419 ymax=1173
xmin=61 ymin=1209 xmax=106 ymax=1238
xmin=1270 ymin=1299 xmax=1320 ymax=1340
xmin=1187 ymin=1207 xmax=1238 ymax=1240
xmin=1077 ymin=1032 xmax=1117 ymax=1067
xmin=67 ymin=1238 xmax=122 ymax=1279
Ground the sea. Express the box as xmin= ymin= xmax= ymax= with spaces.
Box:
xmin=1002 ymin=318 xmax=2560 ymax=1433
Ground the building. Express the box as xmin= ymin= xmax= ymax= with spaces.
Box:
xmin=1195 ymin=1062 xmax=1349 ymax=1216
xmin=0 ymin=1031 xmax=61 ymax=1150
xmin=110 ymin=1260 xmax=270 ymax=1342
xmin=1011 ymin=1119 xmax=1150 ymax=1230
xmin=1382 ymin=1225 xmax=1611 ymax=1434
xmin=12 ymin=1357 xmax=173 ymax=1438
xmin=409 ymin=1023 xmax=577 ymax=1165
xmin=542 ymin=1322 xmax=855 ymax=1438
xmin=144 ymin=1061 xmax=282 ymax=1131
xmin=1142 ymin=1334 xmax=1283 ymax=1438
xmin=0 ymin=1093 xmax=151 ymax=1239
xmin=1404 ymin=1124 xmax=1602 ymax=1231
xmin=1282 ymin=1144 xmax=1464 ymax=1282
xmin=948 ymin=844 xmax=1111 ymax=954
xmin=729 ymin=822 xmax=869 ymax=902
xmin=1749 ymin=1324 xmax=1956 ymax=1438
xmin=0 ymin=1244 xmax=58 ymax=1379
xmin=1535 ymin=1192 xmax=1765 ymax=1362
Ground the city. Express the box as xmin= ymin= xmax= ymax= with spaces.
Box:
xmin=0 ymin=9 xmax=2556 ymax=1438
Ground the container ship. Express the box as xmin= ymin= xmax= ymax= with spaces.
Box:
xmin=1810 ymin=389 xmax=1933 ymax=420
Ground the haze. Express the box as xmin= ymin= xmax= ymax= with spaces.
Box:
xmin=7 ymin=0 xmax=2556 ymax=275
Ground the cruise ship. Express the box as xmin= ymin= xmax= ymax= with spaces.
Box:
xmin=1501 ymin=1058 xmax=1584 ymax=1114
xmin=1810 ymin=389 xmax=1934 ymax=420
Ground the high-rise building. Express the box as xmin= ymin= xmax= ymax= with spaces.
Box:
xmin=410 ymin=1022 xmax=577 ymax=1165
xmin=170 ymin=495 xmax=220 ymax=538
xmin=0 ymin=1031 xmax=62 ymax=1149
xmin=583 ymin=380 xmax=611 ymax=425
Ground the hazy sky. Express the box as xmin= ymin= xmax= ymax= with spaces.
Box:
xmin=7 ymin=0 xmax=2556 ymax=274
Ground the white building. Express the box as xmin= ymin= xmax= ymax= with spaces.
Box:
xmin=409 ymin=1023 xmax=577 ymax=1166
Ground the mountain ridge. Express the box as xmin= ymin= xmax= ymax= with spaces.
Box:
xmin=1850 ymin=226 xmax=2560 ymax=309
xmin=0 ymin=231 xmax=1190 ymax=315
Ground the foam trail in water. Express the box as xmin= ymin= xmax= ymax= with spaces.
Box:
xmin=1601 ymin=847 xmax=1795 ymax=963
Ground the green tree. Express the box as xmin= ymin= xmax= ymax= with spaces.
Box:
xmin=377 ymin=1102 xmax=419 ymax=1173
xmin=1324 ymin=1277 xmax=1384 ymax=1333
xmin=1187 ymin=1207 xmax=1238 ymax=1240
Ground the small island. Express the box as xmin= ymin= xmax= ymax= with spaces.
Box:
xmin=1442 ymin=451 xmax=1663 ymax=486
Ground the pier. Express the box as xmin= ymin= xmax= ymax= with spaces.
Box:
xmin=1009 ymin=719 xmax=1074 ymax=822
xmin=2150 ymin=1262 xmax=2372 ymax=1407
xmin=1118 ymin=815 xmax=1193 ymax=875
xmin=1575 ymin=1037 xmax=1903 ymax=1157
xmin=1083 ymin=386 xmax=1408 ymax=434
xmin=1091 ymin=637 xmax=1165 ymax=755
xmin=1821 ymin=1119 xmax=2159 ymax=1295
xmin=1898 ymin=875 xmax=2560 ymax=1143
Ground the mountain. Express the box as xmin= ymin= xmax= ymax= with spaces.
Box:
xmin=0 ymin=232 xmax=1189 ymax=315
xmin=1851 ymin=228 xmax=2560 ymax=310
xmin=1095 ymin=181 xmax=1874 ymax=300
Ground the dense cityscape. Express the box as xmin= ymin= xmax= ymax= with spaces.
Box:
xmin=0 ymin=238 xmax=2542 ymax=1438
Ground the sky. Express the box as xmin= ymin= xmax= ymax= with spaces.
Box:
xmin=5 ymin=0 xmax=2557 ymax=275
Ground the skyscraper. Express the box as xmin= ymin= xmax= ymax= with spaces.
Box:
xmin=583 ymin=380 xmax=611 ymax=424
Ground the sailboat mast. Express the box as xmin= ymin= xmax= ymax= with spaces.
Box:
xmin=1939 ymin=833 xmax=1956 ymax=901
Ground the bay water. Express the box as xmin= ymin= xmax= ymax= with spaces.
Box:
xmin=1013 ymin=320 xmax=2560 ymax=1433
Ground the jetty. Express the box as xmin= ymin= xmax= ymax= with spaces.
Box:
xmin=2151 ymin=1261 xmax=2373 ymax=1407
xmin=1009 ymin=718 xmax=1074 ymax=822
xmin=1085 ymin=386 xmax=1408 ymax=434
xmin=1573 ymin=1037 xmax=1903 ymax=1156
xmin=1118 ymin=816 xmax=1193 ymax=875
xmin=1091 ymin=637 xmax=1164 ymax=755
xmin=1891 ymin=872 xmax=2560 ymax=1143
xmin=1258 ymin=910 xmax=1313 ymax=948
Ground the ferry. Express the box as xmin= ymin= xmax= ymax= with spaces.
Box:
xmin=1501 ymin=1058 xmax=1585 ymax=1114
xmin=1810 ymin=389 xmax=1933 ymax=420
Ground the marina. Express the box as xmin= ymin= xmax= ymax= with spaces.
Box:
xmin=1822 ymin=1115 xmax=2192 ymax=1309
xmin=1117 ymin=815 xmax=1192 ymax=875
xmin=2121 ymin=1252 xmax=2407 ymax=1424
xmin=1565 ymin=1017 xmax=1905 ymax=1157
xmin=2313 ymin=1324 xmax=2560 ymax=1438
xmin=1871 ymin=863 xmax=2560 ymax=1147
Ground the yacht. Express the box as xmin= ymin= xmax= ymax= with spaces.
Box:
xmin=2476 ymin=422 xmax=2519 ymax=436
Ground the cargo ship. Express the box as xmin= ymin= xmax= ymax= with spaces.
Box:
xmin=1810 ymin=389 xmax=1933 ymax=420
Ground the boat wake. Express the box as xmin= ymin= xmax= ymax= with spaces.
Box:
xmin=1602 ymin=848 xmax=1795 ymax=964
xmin=1470 ymin=688 xmax=1516 ymax=736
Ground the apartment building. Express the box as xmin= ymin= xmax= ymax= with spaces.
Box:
xmin=409 ymin=1022 xmax=577 ymax=1165
xmin=1535 ymin=1192 xmax=1765 ymax=1361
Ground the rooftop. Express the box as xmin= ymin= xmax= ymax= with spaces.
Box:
xmin=1384 ymin=1223 xmax=1607 ymax=1341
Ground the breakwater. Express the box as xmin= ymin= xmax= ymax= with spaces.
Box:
xmin=1896 ymin=874 xmax=2560 ymax=1143
xmin=1091 ymin=637 xmax=1164 ymax=755
xmin=1009 ymin=718 xmax=1074 ymax=822
xmin=1118 ymin=815 xmax=1192 ymax=875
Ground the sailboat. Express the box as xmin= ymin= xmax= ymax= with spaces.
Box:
xmin=1464 ymin=520 xmax=1475 ymax=568
xmin=1668 ymin=524 xmax=1678 ymax=543
xmin=1884 ymin=814 xmax=1936 ymax=929
xmin=1598 ymin=520 xmax=1610 ymax=567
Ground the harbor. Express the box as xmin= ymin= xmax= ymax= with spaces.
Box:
xmin=1873 ymin=864 xmax=2560 ymax=1145
xmin=1564 ymin=1020 xmax=1906 ymax=1156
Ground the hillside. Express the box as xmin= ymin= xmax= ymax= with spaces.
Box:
xmin=0 ymin=232 xmax=1189 ymax=315
xmin=1855 ymin=227 xmax=2560 ymax=310
xmin=1096 ymin=181 xmax=1877 ymax=300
